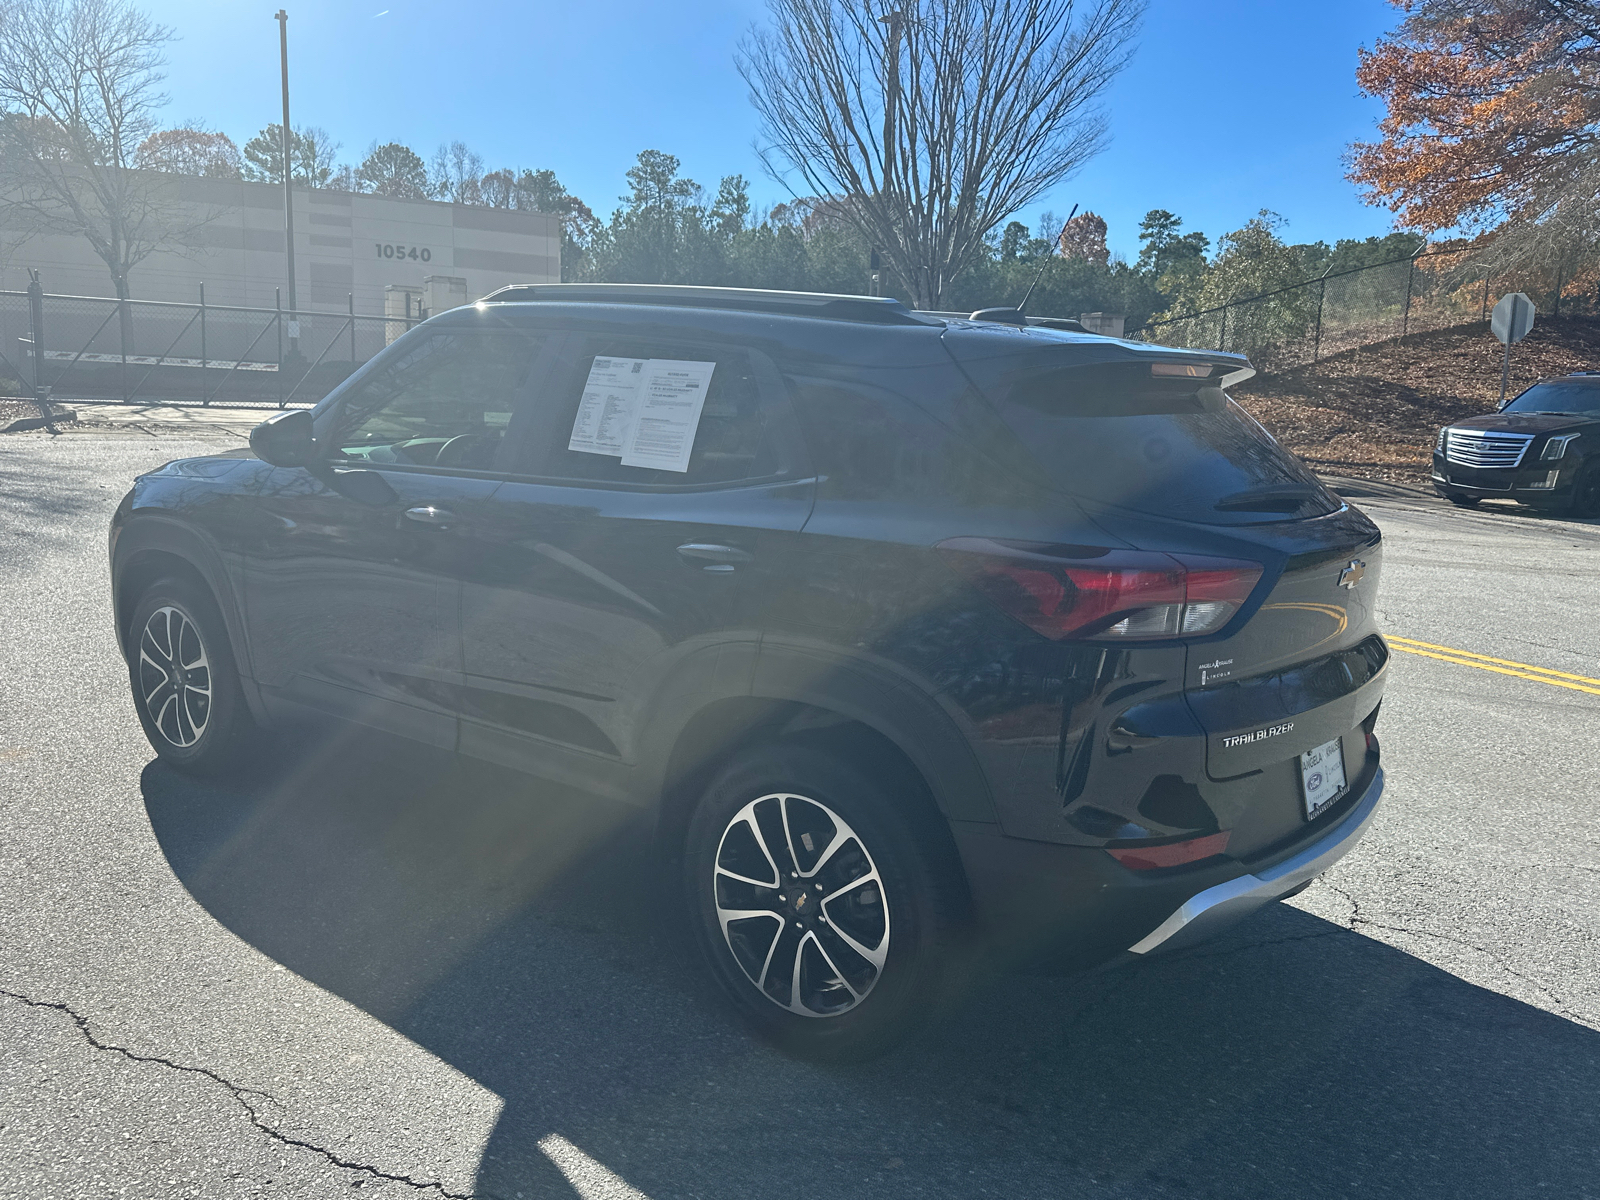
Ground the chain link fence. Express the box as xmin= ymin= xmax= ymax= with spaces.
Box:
xmin=1126 ymin=246 xmax=1594 ymax=372
xmin=0 ymin=283 xmax=424 ymax=409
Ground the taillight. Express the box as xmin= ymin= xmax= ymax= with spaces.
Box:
xmin=936 ymin=538 xmax=1262 ymax=641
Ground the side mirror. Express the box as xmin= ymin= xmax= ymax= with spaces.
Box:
xmin=249 ymin=409 xmax=316 ymax=468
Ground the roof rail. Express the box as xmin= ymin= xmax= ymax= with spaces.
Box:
xmin=477 ymin=283 xmax=924 ymax=325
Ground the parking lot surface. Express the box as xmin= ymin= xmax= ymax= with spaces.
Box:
xmin=3 ymin=431 xmax=1597 ymax=1199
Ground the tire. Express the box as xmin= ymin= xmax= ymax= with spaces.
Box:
xmin=1569 ymin=466 xmax=1600 ymax=518
xmin=126 ymin=576 xmax=255 ymax=774
xmin=684 ymin=740 xmax=965 ymax=1060
xmin=1447 ymin=494 xmax=1480 ymax=508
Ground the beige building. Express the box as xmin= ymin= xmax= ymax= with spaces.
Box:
xmin=1 ymin=172 xmax=561 ymax=314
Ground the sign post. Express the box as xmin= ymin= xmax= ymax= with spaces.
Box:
xmin=1491 ymin=293 xmax=1535 ymax=408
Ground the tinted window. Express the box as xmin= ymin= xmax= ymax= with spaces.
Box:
xmin=993 ymin=398 xmax=1340 ymax=524
xmin=524 ymin=337 xmax=777 ymax=486
xmin=940 ymin=327 xmax=1342 ymax=523
xmin=1503 ymin=380 xmax=1600 ymax=415
xmin=785 ymin=374 xmax=1029 ymax=506
xmin=328 ymin=328 xmax=545 ymax=470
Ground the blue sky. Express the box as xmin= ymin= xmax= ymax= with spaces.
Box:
xmin=144 ymin=0 xmax=1403 ymax=259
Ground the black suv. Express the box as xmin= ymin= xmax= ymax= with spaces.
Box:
xmin=1433 ymin=371 xmax=1600 ymax=515
xmin=111 ymin=285 xmax=1387 ymax=1057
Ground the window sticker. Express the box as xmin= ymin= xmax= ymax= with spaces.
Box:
xmin=568 ymin=357 xmax=647 ymax=456
xmin=619 ymin=358 xmax=717 ymax=473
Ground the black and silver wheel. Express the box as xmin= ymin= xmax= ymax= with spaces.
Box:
xmin=713 ymin=791 xmax=890 ymax=1017
xmin=127 ymin=577 xmax=254 ymax=773
xmin=136 ymin=604 xmax=213 ymax=748
xmin=685 ymin=741 xmax=964 ymax=1059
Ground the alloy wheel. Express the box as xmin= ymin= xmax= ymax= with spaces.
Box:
xmin=137 ymin=606 xmax=212 ymax=748
xmin=713 ymin=793 xmax=890 ymax=1018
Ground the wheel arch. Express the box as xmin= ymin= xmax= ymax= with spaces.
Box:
xmin=112 ymin=518 xmax=265 ymax=723
xmin=645 ymin=643 xmax=998 ymax=888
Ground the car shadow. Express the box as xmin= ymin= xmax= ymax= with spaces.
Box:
xmin=142 ymin=731 xmax=1600 ymax=1200
xmin=1471 ymin=497 xmax=1600 ymax=524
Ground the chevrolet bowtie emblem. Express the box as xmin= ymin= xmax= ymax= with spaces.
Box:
xmin=1338 ymin=560 xmax=1366 ymax=589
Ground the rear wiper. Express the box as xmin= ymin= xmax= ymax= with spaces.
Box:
xmin=1214 ymin=484 xmax=1324 ymax=514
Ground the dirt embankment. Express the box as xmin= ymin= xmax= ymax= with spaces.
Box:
xmin=1231 ymin=317 xmax=1600 ymax=486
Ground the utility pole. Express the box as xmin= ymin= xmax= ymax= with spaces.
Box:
xmin=275 ymin=10 xmax=299 ymax=356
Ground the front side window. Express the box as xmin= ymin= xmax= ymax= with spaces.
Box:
xmin=328 ymin=327 xmax=546 ymax=471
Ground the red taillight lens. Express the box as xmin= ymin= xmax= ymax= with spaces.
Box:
xmin=1107 ymin=831 xmax=1231 ymax=870
xmin=936 ymin=538 xmax=1262 ymax=641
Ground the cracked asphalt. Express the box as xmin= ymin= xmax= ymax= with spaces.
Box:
xmin=2 ymin=431 xmax=1598 ymax=1200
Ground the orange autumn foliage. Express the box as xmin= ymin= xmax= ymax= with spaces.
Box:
xmin=1349 ymin=0 xmax=1600 ymax=232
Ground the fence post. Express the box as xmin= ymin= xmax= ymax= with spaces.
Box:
xmin=1402 ymin=253 xmax=1417 ymax=341
xmin=1218 ymin=304 xmax=1228 ymax=351
xmin=276 ymin=288 xmax=284 ymax=408
xmin=1554 ymin=256 xmax=1565 ymax=318
xmin=119 ymin=288 xmax=128 ymax=403
xmin=1482 ymin=274 xmax=1490 ymax=323
xmin=1313 ymin=267 xmax=1330 ymax=364
xmin=26 ymin=270 xmax=45 ymax=397
xmin=199 ymin=283 xmax=208 ymax=405
xmin=348 ymin=292 xmax=355 ymax=365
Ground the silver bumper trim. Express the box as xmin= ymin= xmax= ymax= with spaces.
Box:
xmin=1128 ymin=766 xmax=1385 ymax=956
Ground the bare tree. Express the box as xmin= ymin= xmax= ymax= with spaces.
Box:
xmin=1464 ymin=156 xmax=1600 ymax=291
xmin=430 ymin=140 xmax=483 ymax=204
xmin=739 ymin=0 xmax=1143 ymax=308
xmin=0 ymin=0 xmax=209 ymax=300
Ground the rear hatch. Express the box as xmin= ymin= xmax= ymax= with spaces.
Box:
xmin=944 ymin=324 xmax=1386 ymax=838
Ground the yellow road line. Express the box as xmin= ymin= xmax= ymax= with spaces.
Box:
xmin=1388 ymin=637 xmax=1600 ymax=685
xmin=1388 ymin=637 xmax=1600 ymax=697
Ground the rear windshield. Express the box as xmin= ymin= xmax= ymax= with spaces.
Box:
xmin=941 ymin=329 xmax=1342 ymax=524
xmin=1504 ymin=381 xmax=1600 ymax=415
xmin=993 ymin=398 xmax=1341 ymax=523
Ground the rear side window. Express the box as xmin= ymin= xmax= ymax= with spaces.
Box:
xmin=524 ymin=337 xmax=779 ymax=486
xmin=785 ymin=373 xmax=1032 ymax=506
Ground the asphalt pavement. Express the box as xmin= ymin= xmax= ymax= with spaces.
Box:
xmin=2 ymin=429 xmax=1597 ymax=1200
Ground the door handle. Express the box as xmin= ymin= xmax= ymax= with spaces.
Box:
xmin=676 ymin=542 xmax=751 ymax=571
xmin=404 ymin=505 xmax=456 ymax=528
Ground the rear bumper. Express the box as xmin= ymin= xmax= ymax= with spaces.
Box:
xmin=952 ymin=755 xmax=1385 ymax=967
xmin=1129 ymin=765 xmax=1384 ymax=955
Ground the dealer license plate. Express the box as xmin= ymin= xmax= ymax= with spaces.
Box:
xmin=1300 ymin=737 xmax=1347 ymax=819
